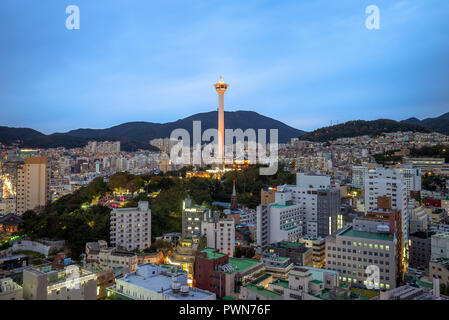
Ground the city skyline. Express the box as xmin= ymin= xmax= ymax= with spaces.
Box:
xmin=1 ymin=0 xmax=448 ymax=134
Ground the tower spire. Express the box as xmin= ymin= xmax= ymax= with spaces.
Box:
xmin=230 ymin=179 xmax=238 ymax=211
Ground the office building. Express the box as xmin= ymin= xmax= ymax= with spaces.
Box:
xmin=326 ymin=223 xmax=397 ymax=290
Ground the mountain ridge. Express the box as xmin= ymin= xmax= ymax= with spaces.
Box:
xmin=0 ymin=110 xmax=305 ymax=151
xmin=402 ymin=112 xmax=449 ymax=135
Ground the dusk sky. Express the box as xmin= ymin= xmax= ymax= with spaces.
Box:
xmin=1 ymin=0 xmax=448 ymax=134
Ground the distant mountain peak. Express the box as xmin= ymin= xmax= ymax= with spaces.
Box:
xmin=0 ymin=110 xmax=306 ymax=150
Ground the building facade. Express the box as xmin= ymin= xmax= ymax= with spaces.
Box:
xmin=202 ymin=218 xmax=235 ymax=257
xmin=16 ymin=156 xmax=51 ymax=215
xmin=326 ymin=224 xmax=397 ymax=290
xmin=110 ymin=201 xmax=151 ymax=251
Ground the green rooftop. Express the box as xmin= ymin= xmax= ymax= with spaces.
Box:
xmin=416 ymin=279 xmax=433 ymax=289
xmin=272 ymin=241 xmax=304 ymax=249
xmin=271 ymin=279 xmax=289 ymax=289
xmin=220 ymin=257 xmax=261 ymax=274
xmin=339 ymin=228 xmax=394 ymax=242
xmin=244 ymin=285 xmax=282 ymax=299
xmin=199 ymin=248 xmax=226 ymax=260
xmin=271 ymin=203 xmax=295 ymax=209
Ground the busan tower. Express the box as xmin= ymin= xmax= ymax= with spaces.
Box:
xmin=214 ymin=77 xmax=229 ymax=165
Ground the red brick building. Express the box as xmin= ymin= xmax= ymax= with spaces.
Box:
xmin=194 ymin=248 xmax=228 ymax=299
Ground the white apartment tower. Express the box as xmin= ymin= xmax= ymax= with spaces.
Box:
xmin=274 ymin=173 xmax=340 ymax=238
xmin=364 ymin=167 xmax=409 ymax=243
xmin=202 ymin=218 xmax=235 ymax=257
xmin=16 ymin=156 xmax=51 ymax=215
xmin=256 ymin=203 xmax=303 ymax=250
xmin=110 ymin=201 xmax=151 ymax=251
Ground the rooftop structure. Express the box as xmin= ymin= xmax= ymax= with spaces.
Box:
xmin=108 ymin=263 xmax=215 ymax=300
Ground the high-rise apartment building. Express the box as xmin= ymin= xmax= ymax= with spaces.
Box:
xmin=364 ymin=167 xmax=409 ymax=244
xmin=202 ymin=218 xmax=235 ymax=257
xmin=16 ymin=156 xmax=51 ymax=215
xmin=275 ymin=173 xmax=340 ymax=238
xmin=256 ymin=203 xmax=302 ymax=250
xmin=181 ymin=197 xmax=211 ymax=237
xmin=110 ymin=201 xmax=151 ymax=251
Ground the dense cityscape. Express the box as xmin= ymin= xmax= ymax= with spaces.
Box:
xmin=1 ymin=1 xmax=449 ymax=315
xmin=1 ymin=74 xmax=449 ymax=301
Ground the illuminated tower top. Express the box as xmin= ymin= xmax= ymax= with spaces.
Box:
xmin=214 ymin=77 xmax=229 ymax=94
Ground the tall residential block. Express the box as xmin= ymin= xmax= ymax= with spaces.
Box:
xmin=181 ymin=197 xmax=211 ymax=237
xmin=275 ymin=173 xmax=341 ymax=238
xmin=364 ymin=167 xmax=409 ymax=244
xmin=110 ymin=201 xmax=151 ymax=251
xmin=16 ymin=156 xmax=50 ymax=215
xmin=202 ymin=218 xmax=235 ymax=257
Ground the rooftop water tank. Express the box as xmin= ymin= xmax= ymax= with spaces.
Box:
xmin=376 ymin=224 xmax=390 ymax=233
xmin=172 ymin=281 xmax=181 ymax=293
xmin=180 ymin=285 xmax=190 ymax=296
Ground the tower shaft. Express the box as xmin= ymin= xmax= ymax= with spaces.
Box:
xmin=218 ymin=92 xmax=225 ymax=163
xmin=214 ymin=77 xmax=229 ymax=165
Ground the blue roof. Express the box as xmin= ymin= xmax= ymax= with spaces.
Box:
xmin=212 ymin=201 xmax=230 ymax=208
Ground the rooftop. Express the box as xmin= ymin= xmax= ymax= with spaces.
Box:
xmin=115 ymin=264 xmax=214 ymax=300
xmin=198 ymin=248 xmax=226 ymax=260
xmin=271 ymin=241 xmax=305 ymax=249
xmin=244 ymin=284 xmax=282 ymax=299
xmin=271 ymin=203 xmax=295 ymax=209
xmin=220 ymin=257 xmax=261 ymax=274
xmin=271 ymin=279 xmax=289 ymax=289
xmin=339 ymin=227 xmax=394 ymax=242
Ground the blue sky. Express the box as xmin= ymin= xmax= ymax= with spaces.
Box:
xmin=0 ymin=0 xmax=448 ymax=133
